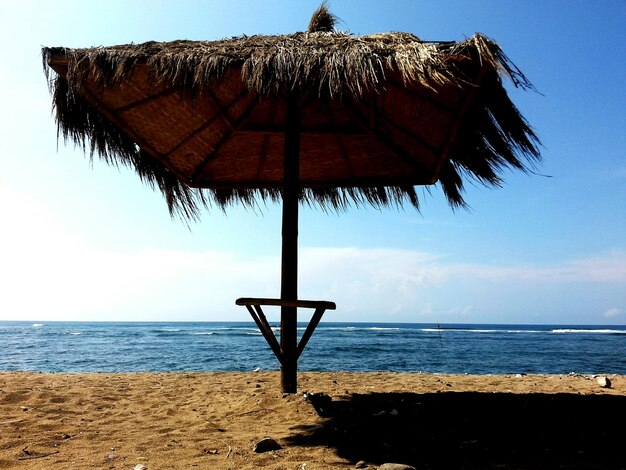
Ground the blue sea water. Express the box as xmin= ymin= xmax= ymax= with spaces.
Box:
xmin=1 ymin=321 xmax=624 ymax=374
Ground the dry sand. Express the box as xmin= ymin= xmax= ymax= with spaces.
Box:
xmin=1 ymin=372 xmax=624 ymax=469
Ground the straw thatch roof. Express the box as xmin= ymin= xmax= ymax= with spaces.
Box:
xmin=42 ymin=12 xmax=540 ymax=220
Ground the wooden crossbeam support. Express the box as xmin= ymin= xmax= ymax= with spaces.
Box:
xmin=243 ymin=304 xmax=283 ymax=365
xmin=237 ymin=298 xmax=336 ymax=309
xmin=296 ymin=307 xmax=325 ymax=359
xmin=111 ymin=86 xmax=180 ymax=113
xmin=236 ymin=297 xmax=336 ymax=391
xmin=433 ymin=64 xmax=489 ymax=178
xmin=190 ymin=94 xmax=260 ymax=185
xmin=343 ymin=99 xmax=438 ymax=184
xmin=164 ymin=88 xmax=249 ymax=158
xmin=74 ymin=86 xmax=190 ymax=183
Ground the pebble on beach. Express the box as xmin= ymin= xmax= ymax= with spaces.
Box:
xmin=379 ymin=464 xmax=417 ymax=470
xmin=595 ymin=376 xmax=612 ymax=388
xmin=253 ymin=437 xmax=282 ymax=453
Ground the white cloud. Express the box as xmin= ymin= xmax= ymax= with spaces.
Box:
xmin=298 ymin=248 xmax=626 ymax=322
xmin=440 ymin=254 xmax=626 ymax=284
xmin=603 ymin=308 xmax=623 ymax=319
xmin=1 ymin=188 xmax=625 ymax=323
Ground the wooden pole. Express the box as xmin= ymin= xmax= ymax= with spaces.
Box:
xmin=280 ymin=94 xmax=300 ymax=393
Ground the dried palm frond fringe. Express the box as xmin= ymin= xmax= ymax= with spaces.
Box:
xmin=42 ymin=29 xmax=540 ymax=220
xmin=308 ymin=2 xmax=337 ymax=33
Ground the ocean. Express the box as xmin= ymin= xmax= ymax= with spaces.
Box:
xmin=1 ymin=321 xmax=624 ymax=375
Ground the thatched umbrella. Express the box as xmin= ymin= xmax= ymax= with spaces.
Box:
xmin=42 ymin=5 xmax=540 ymax=392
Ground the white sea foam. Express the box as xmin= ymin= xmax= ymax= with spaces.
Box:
xmin=192 ymin=332 xmax=215 ymax=336
xmin=422 ymin=328 xmax=544 ymax=334
xmin=317 ymin=326 xmax=401 ymax=332
xmin=317 ymin=326 xmax=357 ymax=331
xmin=503 ymin=330 xmax=544 ymax=334
xmin=552 ymin=328 xmax=626 ymax=334
xmin=32 ymin=323 xmax=44 ymax=327
xmin=421 ymin=328 xmax=499 ymax=333
xmin=213 ymin=327 xmax=258 ymax=331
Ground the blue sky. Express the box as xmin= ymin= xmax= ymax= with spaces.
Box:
xmin=0 ymin=0 xmax=624 ymax=324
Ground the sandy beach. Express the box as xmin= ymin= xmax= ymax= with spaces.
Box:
xmin=0 ymin=372 xmax=624 ymax=469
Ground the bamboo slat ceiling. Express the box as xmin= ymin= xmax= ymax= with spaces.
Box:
xmin=43 ymin=28 xmax=540 ymax=218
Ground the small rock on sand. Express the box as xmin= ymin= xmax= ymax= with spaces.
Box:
xmin=134 ymin=464 xmax=148 ymax=470
xmin=379 ymin=464 xmax=416 ymax=470
xmin=595 ymin=376 xmax=612 ymax=388
xmin=355 ymin=460 xmax=368 ymax=468
xmin=253 ymin=437 xmax=282 ymax=453
xmin=303 ymin=392 xmax=332 ymax=416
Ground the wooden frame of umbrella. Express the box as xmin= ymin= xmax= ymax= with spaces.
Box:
xmin=236 ymin=94 xmax=337 ymax=393
xmin=42 ymin=6 xmax=539 ymax=393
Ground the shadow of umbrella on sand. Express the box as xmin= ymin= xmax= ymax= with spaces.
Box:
xmin=42 ymin=5 xmax=540 ymax=393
